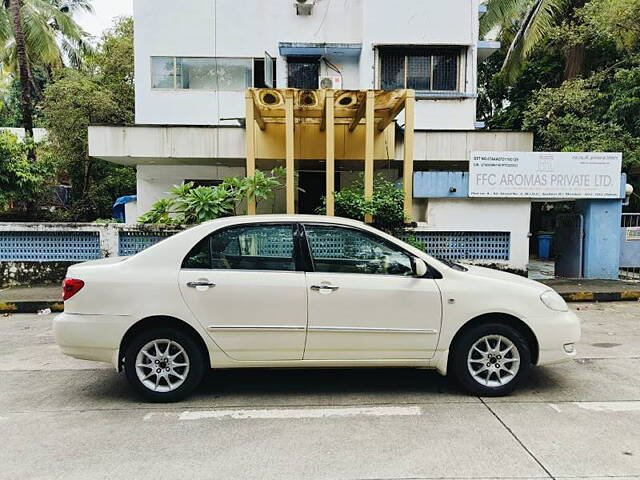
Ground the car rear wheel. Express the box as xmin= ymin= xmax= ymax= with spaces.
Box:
xmin=451 ymin=323 xmax=531 ymax=397
xmin=124 ymin=327 xmax=205 ymax=402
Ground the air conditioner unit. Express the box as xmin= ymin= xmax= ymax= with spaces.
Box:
xmin=294 ymin=0 xmax=315 ymax=15
xmin=319 ymin=75 xmax=342 ymax=90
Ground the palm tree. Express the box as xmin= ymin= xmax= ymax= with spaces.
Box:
xmin=481 ymin=0 xmax=587 ymax=83
xmin=1 ymin=0 xmax=92 ymax=155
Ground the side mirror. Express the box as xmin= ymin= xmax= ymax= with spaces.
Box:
xmin=412 ymin=257 xmax=428 ymax=277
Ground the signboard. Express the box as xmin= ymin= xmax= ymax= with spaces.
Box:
xmin=469 ymin=152 xmax=622 ymax=199
xmin=626 ymin=227 xmax=640 ymax=241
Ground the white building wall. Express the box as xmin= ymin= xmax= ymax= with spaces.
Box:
xmin=417 ymin=199 xmax=531 ymax=271
xmin=136 ymin=164 xmax=286 ymax=218
xmin=134 ymin=0 xmax=480 ymax=129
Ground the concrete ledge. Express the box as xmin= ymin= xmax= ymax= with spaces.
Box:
xmin=559 ymin=291 xmax=640 ymax=302
xmin=0 ymin=301 xmax=64 ymax=314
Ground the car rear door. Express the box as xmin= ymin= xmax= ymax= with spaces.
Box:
xmin=179 ymin=222 xmax=307 ymax=361
xmin=301 ymin=223 xmax=442 ymax=360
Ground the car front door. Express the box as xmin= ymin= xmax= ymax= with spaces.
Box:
xmin=178 ymin=223 xmax=307 ymax=361
xmin=302 ymin=224 xmax=442 ymax=360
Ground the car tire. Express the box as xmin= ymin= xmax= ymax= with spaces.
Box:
xmin=450 ymin=323 xmax=531 ymax=397
xmin=124 ymin=327 xmax=206 ymax=402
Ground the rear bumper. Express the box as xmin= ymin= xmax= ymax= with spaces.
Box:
xmin=53 ymin=312 xmax=133 ymax=368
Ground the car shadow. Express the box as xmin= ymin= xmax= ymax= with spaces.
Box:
xmin=197 ymin=367 xmax=467 ymax=400
xmin=75 ymin=364 xmax=573 ymax=406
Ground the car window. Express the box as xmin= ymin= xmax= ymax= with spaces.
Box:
xmin=304 ymin=225 xmax=413 ymax=276
xmin=182 ymin=224 xmax=296 ymax=271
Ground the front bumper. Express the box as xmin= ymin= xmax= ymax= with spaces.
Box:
xmin=531 ymin=309 xmax=581 ymax=366
xmin=53 ymin=312 xmax=133 ymax=368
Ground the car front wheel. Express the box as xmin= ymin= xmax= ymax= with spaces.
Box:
xmin=124 ymin=328 xmax=205 ymax=402
xmin=451 ymin=323 xmax=531 ymax=397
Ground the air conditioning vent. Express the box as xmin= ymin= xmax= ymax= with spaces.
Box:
xmin=294 ymin=0 xmax=315 ymax=15
xmin=319 ymin=75 xmax=342 ymax=90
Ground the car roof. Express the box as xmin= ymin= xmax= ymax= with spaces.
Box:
xmin=201 ymin=214 xmax=369 ymax=228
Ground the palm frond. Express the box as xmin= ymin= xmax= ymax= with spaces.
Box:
xmin=479 ymin=0 xmax=528 ymax=39
xmin=501 ymin=0 xmax=571 ymax=82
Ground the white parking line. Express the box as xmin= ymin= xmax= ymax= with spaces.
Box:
xmin=574 ymin=401 xmax=640 ymax=412
xmin=144 ymin=405 xmax=422 ymax=422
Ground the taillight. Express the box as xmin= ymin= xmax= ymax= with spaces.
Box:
xmin=62 ymin=278 xmax=85 ymax=301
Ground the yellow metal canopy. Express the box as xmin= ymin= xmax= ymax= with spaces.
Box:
xmin=245 ymin=88 xmax=415 ymax=220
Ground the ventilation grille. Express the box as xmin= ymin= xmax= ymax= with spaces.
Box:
xmin=0 ymin=231 xmax=101 ymax=261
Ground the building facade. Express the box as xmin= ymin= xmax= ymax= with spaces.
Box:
xmin=89 ymin=0 xmax=534 ymax=271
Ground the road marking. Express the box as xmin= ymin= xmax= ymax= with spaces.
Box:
xmin=144 ymin=406 xmax=422 ymax=422
xmin=574 ymin=401 xmax=640 ymax=412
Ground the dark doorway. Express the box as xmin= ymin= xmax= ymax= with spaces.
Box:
xmin=298 ymin=171 xmax=340 ymax=214
xmin=287 ymin=57 xmax=320 ymax=89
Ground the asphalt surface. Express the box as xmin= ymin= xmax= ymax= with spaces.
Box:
xmin=1 ymin=302 xmax=639 ymax=480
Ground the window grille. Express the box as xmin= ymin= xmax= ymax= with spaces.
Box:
xmin=0 ymin=231 xmax=101 ymax=261
xmin=379 ymin=48 xmax=459 ymax=91
xmin=118 ymin=231 xmax=177 ymax=256
xmin=407 ymin=231 xmax=510 ymax=261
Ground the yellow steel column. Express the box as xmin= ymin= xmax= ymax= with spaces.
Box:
xmin=364 ymin=90 xmax=375 ymax=223
xmin=285 ymin=90 xmax=295 ymax=215
xmin=245 ymin=90 xmax=256 ymax=215
xmin=403 ymin=90 xmax=415 ymax=221
xmin=325 ymin=90 xmax=335 ymax=216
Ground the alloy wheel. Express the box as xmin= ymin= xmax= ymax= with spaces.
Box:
xmin=135 ymin=339 xmax=190 ymax=393
xmin=467 ymin=335 xmax=520 ymax=388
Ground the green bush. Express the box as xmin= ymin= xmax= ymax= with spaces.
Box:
xmin=316 ymin=174 xmax=406 ymax=234
xmin=0 ymin=132 xmax=55 ymax=211
xmin=139 ymin=168 xmax=284 ymax=225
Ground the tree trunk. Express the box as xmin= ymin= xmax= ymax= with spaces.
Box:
xmin=9 ymin=0 xmax=35 ymax=160
xmin=564 ymin=42 xmax=586 ymax=80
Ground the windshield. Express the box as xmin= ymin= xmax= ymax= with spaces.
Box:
xmin=436 ymin=257 xmax=468 ymax=272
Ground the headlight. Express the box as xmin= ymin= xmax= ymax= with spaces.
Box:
xmin=540 ymin=290 xmax=568 ymax=312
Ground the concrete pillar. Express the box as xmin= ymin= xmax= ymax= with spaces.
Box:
xmin=575 ymin=199 xmax=623 ymax=279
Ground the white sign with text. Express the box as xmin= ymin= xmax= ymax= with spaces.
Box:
xmin=469 ymin=152 xmax=622 ymax=199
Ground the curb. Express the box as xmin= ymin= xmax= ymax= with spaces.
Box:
xmin=0 ymin=301 xmax=63 ymax=314
xmin=560 ymin=291 xmax=640 ymax=303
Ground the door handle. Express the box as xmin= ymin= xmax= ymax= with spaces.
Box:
xmin=310 ymin=284 xmax=339 ymax=291
xmin=186 ymin=281 xmax=216 ymax=288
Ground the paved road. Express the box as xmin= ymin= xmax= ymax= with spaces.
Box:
xmin=1 ymin=302 xmax=639 ymax=480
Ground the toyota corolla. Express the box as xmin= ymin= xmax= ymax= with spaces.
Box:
xmin=53 ymin=215 xmax=580 ymax=402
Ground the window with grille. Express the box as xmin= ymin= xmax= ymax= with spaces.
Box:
xmin=379 ymin=48 xmax=460 ymax=91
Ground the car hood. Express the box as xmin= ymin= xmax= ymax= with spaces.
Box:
xmin=461 ymin=264 xmax=549 ymax=293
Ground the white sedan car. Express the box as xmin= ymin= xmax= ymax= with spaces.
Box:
xmin=54 ymin=215 xmax=580 ymax=402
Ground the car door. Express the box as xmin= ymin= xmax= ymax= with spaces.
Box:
xmin=302 ymin=224 xmax=442 ymax=360
xmin=178 ymin=222 xmax=307 ymax=361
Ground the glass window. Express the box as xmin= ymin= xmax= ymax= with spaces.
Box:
xmin=379 ymin=48 xmax=458 ymax=91
xmin=151 ymin=57 xmax=175 ymax=88
xmin=178 ymin=57 xmax=218 ymax=89
xmin=380 ymin=52 xmax=405 ymax=90
xmin=209 ymin=224 xmax=295 ymax=271
xmin=407 ymin=55 xmax=431 ymax=91
xmin=432 ymin=53 xmax=458 ymax=91
xmin=287 ymin=58 xmax=320 ymax=89
xmin=182 ymin=237 xmax=212 ymax=269
xmin=151 ymin=57 xmax=253 ymax=90
xmin=216 ymin=58 xmax=253 ymax=90
xmin=304 ymin=225 xmax=413 ymax=276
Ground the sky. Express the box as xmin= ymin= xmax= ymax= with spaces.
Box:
xmin=75 ymin=0 xmax=133 ymax=39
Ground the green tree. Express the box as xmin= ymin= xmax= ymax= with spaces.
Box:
xmin=0 ymin=130 xmax=54 ymax=209
xmin=41 ymin=17 xmax=135 ymax=220
xmin=481 ymin=0 xmax=589 ymax=82
xmin=0 ymin=0 xmax=93 ymax=151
